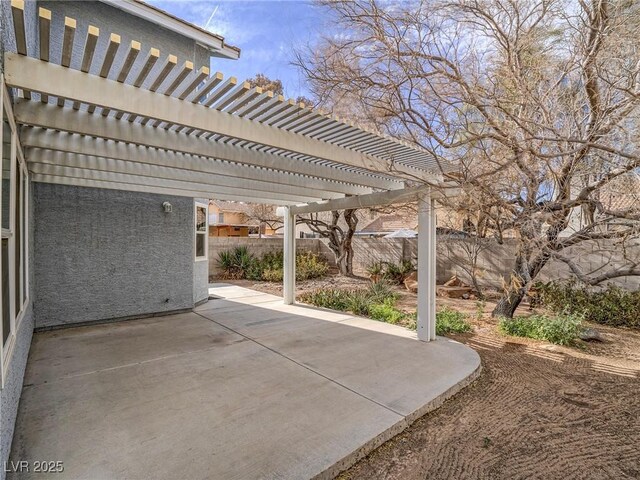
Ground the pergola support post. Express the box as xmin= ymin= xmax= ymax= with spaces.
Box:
xmin=417 ymin=189 xmax=437 ymax=341
xmin=283 ymin=206 xmax=296 ymax=305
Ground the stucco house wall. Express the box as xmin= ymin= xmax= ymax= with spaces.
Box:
xmin=33 ymin=184 xmax=196 ymax=329
xmin=38 ymin=1 xmax=211 ymax=74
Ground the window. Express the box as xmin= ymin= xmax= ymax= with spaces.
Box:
xmin=0 ymin=81 xmax=29 ymax=385
xmin=195 ymin=203 xmax=208 ymax=260
xmin=218 ymin=212 xmax=224 ymax=223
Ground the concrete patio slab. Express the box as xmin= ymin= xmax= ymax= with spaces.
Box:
xmin=10 ymin=285 xmax=480 ymax=480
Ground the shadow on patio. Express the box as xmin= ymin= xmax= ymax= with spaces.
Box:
xmin=10 ymin=284 xmax=480 ymax=480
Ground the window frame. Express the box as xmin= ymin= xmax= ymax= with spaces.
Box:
xmin=194 ymin=201 xmax=208 ymax=261
xmin=0 ymin=79 xmax=29 ymax=387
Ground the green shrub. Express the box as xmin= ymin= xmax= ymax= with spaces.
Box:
xmin=436 ymin=308 xmax=472 ymax=335
xmin=366 ymin=262 xmax=384 ymax=277
xmin=261 ymin=268 xmax=283 ymax=282
xmin=366 ymin=280 xmax=398 ymax=304
xmin=216 ymin=248 xmax=328 ymax=282
xmin=299 ymin=288 xmax=354 ymax=311
xmin=538 ymin=281 xmax=640 ymax=328
xmin=498 ymin=313 xmax=583 ymax=346
xmin=383 ymin=260 xmax=414 ymax=285
xmin=216 ymin=246 xmax=257 ymax=279
xmin=300 ymin=283 xmax=415 ymax=328
xmin=296 ymin=251 xmax=329 ymax=281
xmin=369 ymin=302 xmax=405 ymax=324
xmin=347 ymin=289 xmax=371 ymax=316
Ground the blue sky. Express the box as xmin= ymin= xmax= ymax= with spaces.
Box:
xmin=147 ymin=0 xmax=329 ymax=99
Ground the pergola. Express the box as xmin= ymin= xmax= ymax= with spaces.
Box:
xmin=4 ymin=1 xmax=452 ymax=341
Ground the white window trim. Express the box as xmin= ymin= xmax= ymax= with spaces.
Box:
xmin=0 ymin=78 xmax=29 ymax=388
xmin=195 ymin=201 xmax=208 ymax=261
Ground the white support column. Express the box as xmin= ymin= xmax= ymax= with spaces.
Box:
xmin=283 ymin=207 xmax=296 ymax=304
xmin=417 ymin=189 xmax=437 ymax=341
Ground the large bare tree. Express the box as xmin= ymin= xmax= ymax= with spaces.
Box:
xmin=297 ymin=0 xmax=640 ymax=317
xmin=298 ymin=210 xmax=360 ymax=276
xmin=242 ymin=203 xmax=360 ymax=275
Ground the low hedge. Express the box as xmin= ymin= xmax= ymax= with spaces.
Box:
xmin=538 ymin=281 xmax=639 ymax=328
xmin=217 ymin=247 xmax=329 ymax=282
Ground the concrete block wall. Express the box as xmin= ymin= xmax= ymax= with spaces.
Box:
xmin=208 ymin=237 xmax=324 ymax=275
xmin=208 ymin=236 xmax=640 ymax=291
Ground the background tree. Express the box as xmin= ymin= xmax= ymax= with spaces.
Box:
xmin=298 ymin=210 xmax=359 ymax=276
xmin=243 ymin=204 xmax=283 ymax=238
xmin=296 ymin=0 xmax=640 ymax=317
xmin=247 ymin=73 xmax=315 ymax=106
xmin=243 ymin=203 xmax=360 ymax=275
xmin=246 ymin=73 xmax=284 ymax=96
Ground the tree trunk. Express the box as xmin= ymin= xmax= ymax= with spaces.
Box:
xmin=491 ymin=256 xmax=529 ymax=318
xmin=327 ymin=209 xmax=358 ymax=276
xmin=492 ymin=288 xmax=527 ymax=318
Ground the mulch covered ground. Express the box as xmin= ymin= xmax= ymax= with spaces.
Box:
xmin=341 ymin=333 xmax=640 ymax=480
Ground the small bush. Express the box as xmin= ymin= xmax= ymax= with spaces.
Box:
xmin=261 ymin=268 xmax=283 ymax=282
xmin=367 ymin=280 xmax=398 ymax=304
xmin=296 ymin=251 xmax=330 ymax=281
xmin=299 ymin=280 xmax=421 ymax=330
xmin=369 ymin=302 xmax=405 ymax=324
xmin=538 ymin=281 xmax=639 ymax=328
xmin=217 ymin=246 xmax=257 ymax=279
xmin=436 ymin=308 xmax=472 ymax=336
xmin=216 ymin=248 xmax=328 ymax=282
xmin=498 ymin=313 xmax=583 ymax=346
xmin=383 ymin=260 xmax=415 ymax=285
xmin=299 ymin=288 xmax=354 ymax=311
xmin=366 ymin=262 xmax=384 ymax=277
xmin=347 ymin=289 xmax=371 ymax=316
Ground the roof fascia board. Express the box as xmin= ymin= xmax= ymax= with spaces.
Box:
xmin=100 ymin=0 xmax=240 ymax=59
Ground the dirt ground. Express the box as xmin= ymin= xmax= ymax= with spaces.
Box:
xmin=221 ymin=276 xmax=640 ymax=479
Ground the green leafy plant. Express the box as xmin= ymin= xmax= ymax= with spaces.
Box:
xmin=498 ymin=313 xmax=583 ymax=346
xmin=216 ymin=248 xmax=328 ymax=282
xmin=347 ymin=289 xmax=371 ymax=316
xmin=367 ymin=280 xmax=398 ymax=304
xmin=383 ymin=260 xmax=415 ymax=285
xmin=299 ymin=288 xmax=354 ymax=311
xmin=216 ymin=246 xmax=257 ymax=279
xmin=538 ymin=282 xmax=640 ymax=328
xmin=299 ymin=282 xmax=411 ymax=327
xmin=296 ymin=251 xmax=330 ymax=281
xmin=369 ymin=301 xmax=405 ymax=324
xmin=436 ymin=308 xmax=472 ymax=335
xmin=366 ymin=262 xmax=384 ymax=281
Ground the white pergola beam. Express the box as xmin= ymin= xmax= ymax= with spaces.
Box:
xmin=26 ymin=148 xmax=332 ymax=202
xmin=32 ymin=174 xmax=292 ymax=205
xmin=21 ymin=129 xmax=371 ymax=196
xmin=5 ymin=54 xmax=430 ymax=181
xmin=15 ymin=102 xmax=400 ymax=191
xmin=30 ymin=164 xmax=312 ymax=203
xmin=286 ymin=186 xmax=428 ymax=215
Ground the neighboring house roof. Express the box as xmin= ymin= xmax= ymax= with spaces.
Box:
xmin=359 ymin=213 xmax=418 ymax=233
xmin=598 ymin=174 xmax=640 ymax=213
xmin=210 ymin=200 xmax=249 ymax=213
xmin=100 ymin=0 xmax=240 ymax=59
xmin=384 ymin=229 xmax=418 ymax=238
